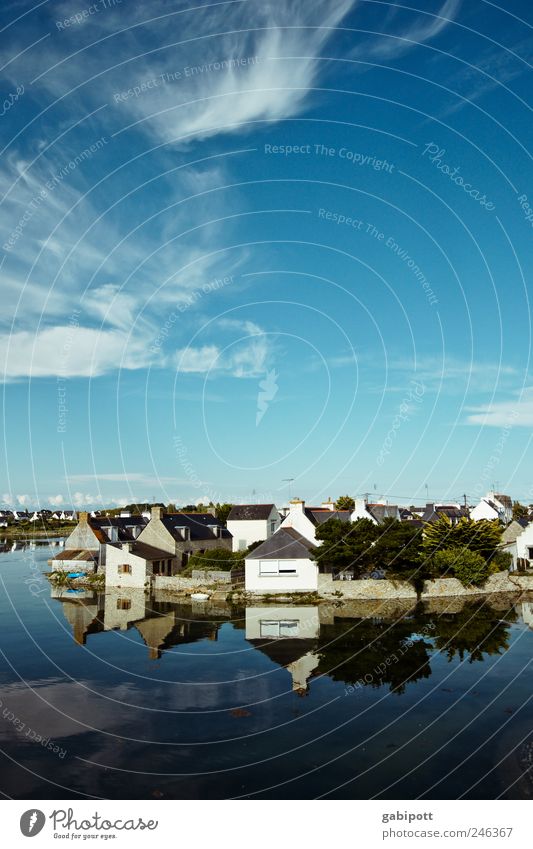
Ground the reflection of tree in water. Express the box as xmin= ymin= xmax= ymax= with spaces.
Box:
xmin=419 ymin=601 xmax=516 ymax=664
xmin=316 ymin=616 xmax=432 ymax=694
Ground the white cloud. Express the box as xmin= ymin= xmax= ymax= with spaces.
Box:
xmin=48 ymin=494 xmax=64 ymax=506
xmin=175 ymin=331 xmax=270 ymax=378
xmin=72 ymin=491 xmax=101 ymax=508
xmin=16 ymin=494 xmax=30 ymax=506
xmin=0 ymin=325 xmax=157 ymax=379
xmin=386 ymin=355 xmax=518 ymax=395
xmin=175 ymin=345 xmax=221 ymax=374
xmin=105 ymin=0 xmax=358 ymax=146
xmin=358 ymin=0 xmax=461 ymax=60
xmin=465 ymin=390 xmax=532 ymax=427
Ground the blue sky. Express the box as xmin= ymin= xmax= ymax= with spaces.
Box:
xmin=0 ymin=0 xmax=532 ymax=509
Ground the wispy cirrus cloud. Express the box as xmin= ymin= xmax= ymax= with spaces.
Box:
xmin=355 ymin=0 xmax=461 ymax=60
xmin=465 ymin=389 xmax=532 ymax=427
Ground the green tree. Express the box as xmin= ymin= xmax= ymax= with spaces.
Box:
xmin=430 ymin=547 xmax=490 ymax=586
xmin=215 ymin=503 xmax=233 ymax=525
xmin=512 ymin=501 xmax=529 ymax=522
xmin=372 ymin=518 xmax=424 ymax=581
xmin=422 ymin=516 xmax=502 ymax=562
xmin=429 ymin=601 xmax=515 ymax=662
xmin=315 ymin=518 xmax=378 ymax=576
xmin=334 ymin=495 xmax=355 ymax=512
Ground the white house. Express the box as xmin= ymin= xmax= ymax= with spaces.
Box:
xmin=350 ymin=498 xmax=400 ymax=525
xmin=227 ymin=504 xmax=280 ymax=552
xmin=13 ymin=510 xmax=30 ymax=521
xmin=47 ymin=549 xmax=98 ymax=573
xmin=245 ymin=606 xmax=320 ymax=692
xmin=245 ymin=527 xmax=318 ymax=593
xmin=471 ymin=492 xmax=513 ymax=524
xmin=105 ymin=541 xmax=178 ymax=588
xmin=280 ymin=498 xmax=351 ymax=543
xmin=502 ymin=521 xmax=533 ymax=571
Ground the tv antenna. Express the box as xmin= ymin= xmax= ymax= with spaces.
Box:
xmin=282 ymin=478 xmax=295 ymax=500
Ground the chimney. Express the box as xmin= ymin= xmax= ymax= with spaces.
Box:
xmin=79 ymin=511 xmax=88 ymax=524
xmin=289 ymin=498 xmax=305 ymax=516
xmin=151 ymin=505 xmax=163 ymax=521
xmin=321 ymin=499 xmax=335 ymax=511
xmin=122 ymin=542 xmax=133 ymax=553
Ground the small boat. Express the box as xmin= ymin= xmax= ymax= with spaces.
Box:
xmin=191 ymin=592 xmax=209 ymax=601
xmin=67 ymin=572 xmax=86 ymax=579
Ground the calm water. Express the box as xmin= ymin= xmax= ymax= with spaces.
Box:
xmin=1 ymin=541 xmax=532 ymax=800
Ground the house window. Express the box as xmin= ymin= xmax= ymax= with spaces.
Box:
xmin=260 ymin=620 xmax=299 ymax=638
xmin=116 ymin=598 xmax=131 ymax=610
xmin=528 ymin=547 xmax=533 ymax=560
xmin=270 ymin=521 xmax=276 ymax=533
xmin=259 ymin=559 xmax=297 ymax=576
xmin=118 ymin=563 xmax=132 ymax=574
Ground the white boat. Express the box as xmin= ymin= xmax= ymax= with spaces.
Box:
xmin=191 ymin=592 xmax=209 ymax=601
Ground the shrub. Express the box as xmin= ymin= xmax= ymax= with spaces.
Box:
xmin=183 ymin=547 xmax=235 ymax=575
xmin=430 ymin=547 xmax=490 ymax=587
xmin=489 ymin=549 xmax=513 ymax=573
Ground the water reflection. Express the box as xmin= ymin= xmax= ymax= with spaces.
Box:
xmin=0 ymin=538 xmax=64 ymax=553
xmin=51 ymin=586 xmax=520 ymax=693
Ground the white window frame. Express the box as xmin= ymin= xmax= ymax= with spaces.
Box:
xmin=258 ymin=559 xmax=297 ymax=576
xmin=260 ymin=619 xmax=300 ymax=638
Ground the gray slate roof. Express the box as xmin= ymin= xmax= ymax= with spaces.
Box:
xmin=109 ymin=541 xmax=176 ymax=561
xmin=92 ymin=515 xmax=148 ymax=543
xmin=161 ymin=513 xmax=231 ymax=541
xmin=228 ymin=504 xmax=276 ymax=521
xmin=247 ymin=527 xmax=317 ymax=560
xmin=305 ymin=508 xmax=351 ymax=525
xmin=501 ymin=520 xmax=526 ymax=545
xmin=368 ymin=504 xmax=400 ymax=524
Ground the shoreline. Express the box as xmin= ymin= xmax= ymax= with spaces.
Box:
xmin=46 ymin=569 xmax=533 ymax=601
xmin=0 ymin=526 xmax=72 ymax=540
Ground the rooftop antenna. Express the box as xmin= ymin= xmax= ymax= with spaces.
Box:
xmin=282 ymin=478 xmax=295 ymax=500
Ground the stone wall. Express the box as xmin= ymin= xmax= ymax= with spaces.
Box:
xmin=153 ymin=574 xmax=230 ymax=592
xmin=317 ymin=571 xmax=533 ymax=600
xmin=191 ymin=570 xmax=231 ymax=583
xmin=421 ymin=571 xmax=533 ymax=597
xmin=317 ymin=574 xmax=417 ymax=599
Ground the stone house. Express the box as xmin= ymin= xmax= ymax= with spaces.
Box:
xmin=500 ymin=520 xmax=533 ymax=571
xmin=135 ymin=506 xmax=232 ymax=569
xmin=49 ymin=507 xmax=232 ymax=585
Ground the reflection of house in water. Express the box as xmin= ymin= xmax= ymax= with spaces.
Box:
xmin=520 ymin=603 xmax=533 ymax=629
xmin=52 ymin=589 xmax=105 ymax=645
xmin=54 ymin=588 xmax=228 ymax=659
xmin=245 ymin=607 xmax=320 ymax=694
